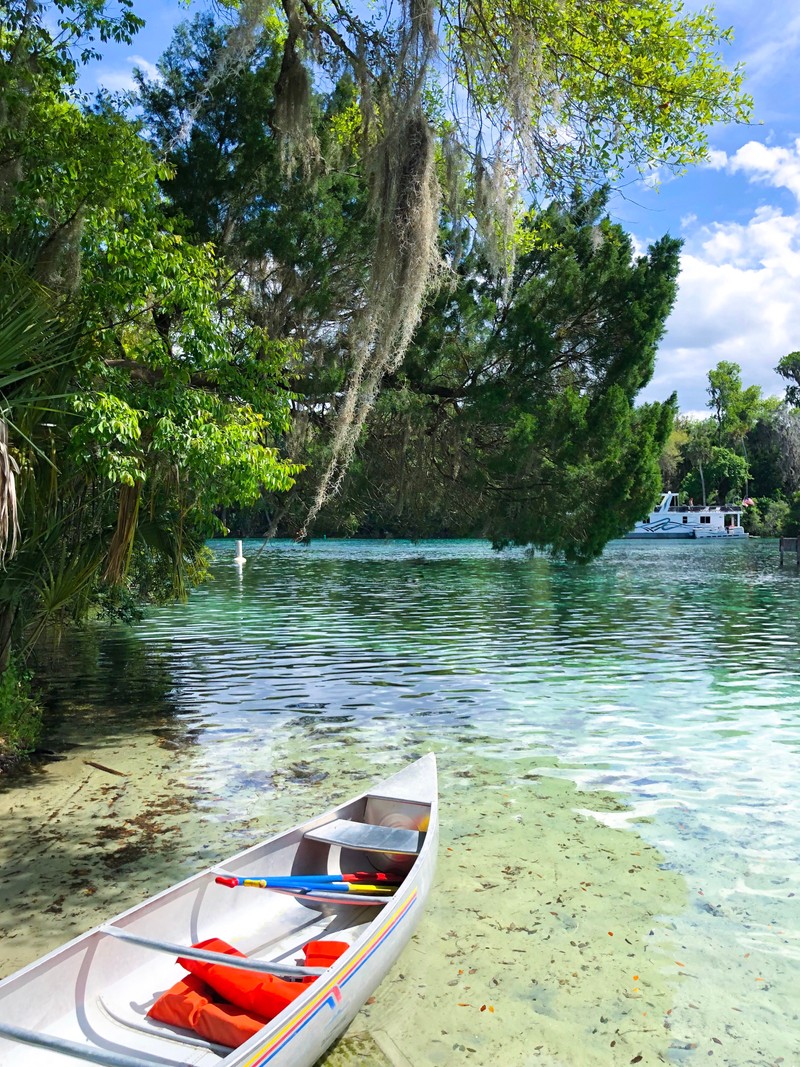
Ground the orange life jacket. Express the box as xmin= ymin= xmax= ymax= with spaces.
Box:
xmin=147 ymin=972 xmax=214 ymax=1032
xmin=148 ymin=937 xmax=350 ymax=1048
xmin=303 ymin=940 xmax=350 ymax=968
xmin=177 ymin=938 xmax=315 ymax=1019
xmin=193 ymin=1000 xmax=270 ymax=1047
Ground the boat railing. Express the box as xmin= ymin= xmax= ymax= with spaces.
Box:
xmin=668 ymin=504 xmax=742 ymax=513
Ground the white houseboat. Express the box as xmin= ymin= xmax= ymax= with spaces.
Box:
xmin=626 ymin=492 xmax=747 ymax=539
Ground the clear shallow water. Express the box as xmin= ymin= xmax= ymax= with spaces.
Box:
xmin=15 ymin=538 xmax=800 ymax=1062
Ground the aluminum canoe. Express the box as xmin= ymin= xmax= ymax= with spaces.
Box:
xmin=0 ymin=753 xmax=438 ymax=1067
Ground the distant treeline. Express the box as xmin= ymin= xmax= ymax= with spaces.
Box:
xmin=228 ymin=358 xmax=800 ymax=543
xmin=658 ymin=360 xmax=800 ymax=537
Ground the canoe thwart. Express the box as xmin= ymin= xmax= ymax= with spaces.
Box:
xmin=304 ymin=819 xmax=423 ymax=855
xmin=0 ymin=1022 xmax=164 ymax=1067
xmin=99 ymin=926 xmax=324 ymax=976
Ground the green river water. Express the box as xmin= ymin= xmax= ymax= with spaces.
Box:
xmin=0 ymin=537 xmax=798 ymax=1067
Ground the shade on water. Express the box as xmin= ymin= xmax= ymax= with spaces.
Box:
xmin=0 ymin=538 xmax=798 ymax=1065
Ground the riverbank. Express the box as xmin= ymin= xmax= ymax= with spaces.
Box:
xmin=0 ymin=658 xmax=43 ymax=771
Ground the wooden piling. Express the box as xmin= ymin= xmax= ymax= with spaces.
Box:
xmin=779 ymin=536 xmax=799 ymax=566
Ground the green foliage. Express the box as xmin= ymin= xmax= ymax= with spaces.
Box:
xmin=742 ymin=498 xmax=790 ymax=538
xmin=707 ymin=360 xmax=762 ymax=444
xmin=0 ymin=656 xmax=42 ymax=757
xmin=440 ymin=0 xmax=751 ymax=188
xmin=680 ymin=418 xmax=715 ymax=504
xmin=660 ymin=363 xmax=800 ymax=536
xmin=135 ymin=13 xmax=374 ymax=351
xmin=0 ymin=1 xmax=301 ymax=687
xmin=776 ymin=352 xmax=800 ymax=408
xmin=660 ymin=422 xmax=689 ymax=490
xmin=281 ymin=191 xmax=680 ymax=559
xmin=785 ymin=492 xmax=800 ymax=537
xmin=680 ymin=446 xmax=748 ymax=504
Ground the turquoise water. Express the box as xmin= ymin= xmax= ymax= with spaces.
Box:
xmin=18 ymin=538 xmax=800 ymax=1061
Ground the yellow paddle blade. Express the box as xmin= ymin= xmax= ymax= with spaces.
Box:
xmin=345 ymin=884 xmax=395 ymax=895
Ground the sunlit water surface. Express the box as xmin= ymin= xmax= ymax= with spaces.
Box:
xmin=14 ymin=538 xmax=800 ymax=1062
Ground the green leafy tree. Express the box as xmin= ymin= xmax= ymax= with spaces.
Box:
xmin=785 ymin=492 xmax=800 ymax=537
xmin=659 ymin=420 xmax=690 ymax=493
xmin=681 ymin=445 xmax=748 ymax=504
xmin=745 ymin=405 xmax=800 ymax=500
xmin=743 ymin=497 xmax=790 ymax=537
xmin=155 ymin=0 xmax=751 ymax=533
xmin=280 ymin=192 xmax=680 ymax=559
xmin=706 ymin=360 xmax=761 ymax=494
xmin=776 ymin=352 xmax=800 ymax=408
xmin=0 ymin=1 xmax=301 ymax=733
xmin=682 ymin=419 xmax=715 ymax=505
xmin=707 ymin=361 xmax=762 ymax=440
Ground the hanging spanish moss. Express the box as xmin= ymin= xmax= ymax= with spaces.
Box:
xmin=298 ymin=108 xmax=443 ymax=536
xmin=168 ymin=0 xmax=267 ymax=150
xmin=474 ymin=153 xmax=519 ymax=283
xmin=440 ymin=127 xmax=469 ymax=265
xmin=271 ymin=24 xmax=319 ymax=173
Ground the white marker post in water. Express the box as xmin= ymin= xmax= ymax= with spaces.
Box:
xmin=234 ymin=539 xmax=246 ymax=564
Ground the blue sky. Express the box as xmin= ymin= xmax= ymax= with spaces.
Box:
xmin=82 ymin=0 xmax=800 ymax=414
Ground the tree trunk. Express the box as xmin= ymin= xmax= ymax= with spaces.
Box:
xmin=742 ymin=437 xmax=750 ymax=498
xmin=0 ymin=603 xmax=18 ymax=675
xmin=104 ymin=481 xmax=143 ymax=584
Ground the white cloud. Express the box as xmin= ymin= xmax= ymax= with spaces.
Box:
xmin=737 ymin=8 xmax=800 ymax=88
xmin=95 ymin=55 xmax=160 ymax=93
xmin=726 ymin=139 xmax=800 ymax=198
xmin=642 ymin=138 xmax=800 ymax=411
xmin=704 ymin=149 xmax=729 ymax=171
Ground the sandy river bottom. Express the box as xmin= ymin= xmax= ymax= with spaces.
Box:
xmin=0 ymin=729 xmax=794 ymax=1067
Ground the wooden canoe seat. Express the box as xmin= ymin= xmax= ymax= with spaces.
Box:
xmin=304 ymin=819 xmax=422 ymax=855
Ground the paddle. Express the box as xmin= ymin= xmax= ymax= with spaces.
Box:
xmin=269 ymin=883 xmax=396 ymax=896
xmin=215 ymin=872 xmax=401 ymax=887
xmin=215 ymin=875 xmax=395 ymax=894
